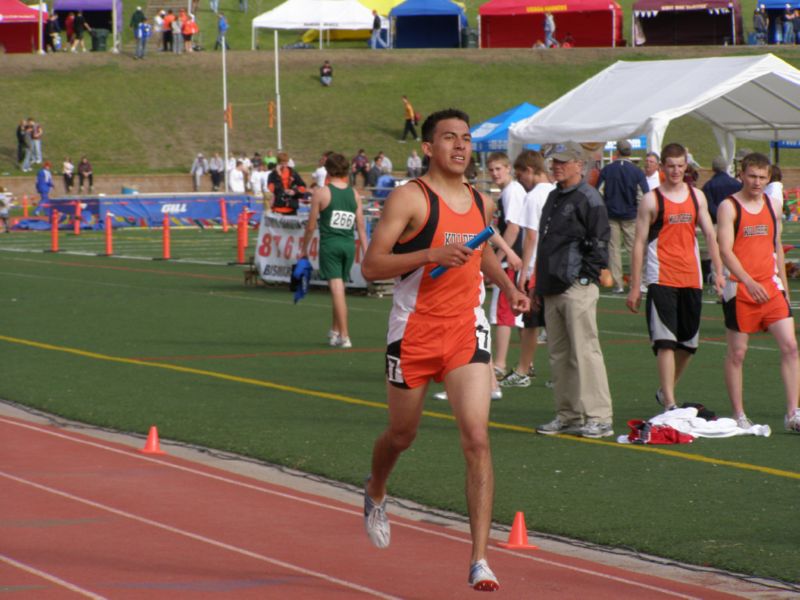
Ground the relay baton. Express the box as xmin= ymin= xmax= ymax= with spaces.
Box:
xmin=430 ymin=225 xmax=495 ymax=279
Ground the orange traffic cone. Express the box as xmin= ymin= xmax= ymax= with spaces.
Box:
xmin=498 ymin=511 xmax=538 ymax=549
xmin=140 ymin=425 xmax=166 ymax=455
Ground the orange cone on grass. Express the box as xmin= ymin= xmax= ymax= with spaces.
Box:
xmin=140 ymin=425 xmax=166 ymax=455
xmin=498 ymin=511 xmax=538 ymax=549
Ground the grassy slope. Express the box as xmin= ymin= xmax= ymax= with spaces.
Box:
xmin=3 ymin=45 xmax=800 ymax=177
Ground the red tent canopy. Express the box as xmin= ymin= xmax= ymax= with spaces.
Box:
xmin=479 ymin=0 xmax=624 ymax=48
xmin=0 ymin=0 xmax=46 ymax=52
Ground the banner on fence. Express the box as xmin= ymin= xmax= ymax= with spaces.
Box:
xmin=34 ymin=194 xmax=259 ymax=230
xmin=255 ymin=211 xmax=368 ymax=289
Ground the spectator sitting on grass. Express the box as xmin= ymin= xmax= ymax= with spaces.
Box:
xmin=78 ymin=156 xmax=93 ymax=193
xmin=367 ymin=155 xmax=384 ymax=188
xmin=350 ymin=149 xmax=369 ymax=187
xmin=406 ymin=149 xmax=422 ymax=178
xmin=320 ymin=60 xmax=333 ymax=86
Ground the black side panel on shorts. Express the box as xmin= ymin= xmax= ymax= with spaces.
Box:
xmin=385 ymin=339 xmax=410 ymax=389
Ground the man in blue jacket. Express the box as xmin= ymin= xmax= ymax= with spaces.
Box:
xmin=701 ymin=156 xmax=742 ymax=224
xmin=596 ymin=139 xmax=649 ymax=293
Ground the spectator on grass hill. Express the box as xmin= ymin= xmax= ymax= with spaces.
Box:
xmin=36 ymin=162 xmax=55 ymax=206
xmin=367 ymin=155 xmax=383 ymax=188
xmin=701 ymin=156 xmax=742 ymax=224
xmin=250 ymin=162 xmax=270 ymax=197
xmin=268 ymin=152 xmax=306 ymax=214
xmin=30 ymin=118 xmax=43 ymax=165
xmin=544 ymin=11 xmax=556 ymax=48
xmin=130 ymin=6 xmax=145 ymax=32
xmin=229 ymin=160 xmax=246 ymax=193
xmin=162 ymin=9 xmax=175 ymax=52
xmin=153 ymin=10 xmax=165 ymax=50
xmin=45 ymin=14 xmax=61 ymax=53
xmin=370 ymin=10 xmax=387 ymax=49
xmin=312 ymin=152 xmax=331 ymax=189
xmin=62 ymin=157 xmax=75 ymax=194
xmin=320 ymin=60 xmax=333 ymax=86
xmin=20 ymin=119 xmax=33 ymax=173
xmin=190 ymin=153 xmax=208 ymax=191
xmin=15 ymin=120 xmax=27 ymax=166
xmin=172 ymin=9 xmax=185 ymax=54
xmin=64 ymin=12 xmax=76 ymax=46
xmin=78 ymin=156 xmax=93 ymax=193
xmin=406 ymin=149 xmax=422 ymax=178
xmin=183 ymin=14 xmax=199 ymax=53
xmin=134 ymin=17 xmax=152 ymax=60
xmin=399 ymin=95 xmax=419 ymax=142
xmin=215 ymin=12 xmax=230 ymax=50
xmin=70 ymin=11 xmax=91 ymax=53
xmin=350 ymin=149 xmax=369 ymax=187
xmin=208 ymin=152 xmax=224 ymax=191
xmin=264 ymin=149 xmax=278 ymax=169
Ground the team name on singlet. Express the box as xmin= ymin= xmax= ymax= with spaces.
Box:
xmin=743 ymin=224 xmax=769 ymax=237
xmin=668 ymin=213 xmax=693 ymax=224
xmin=444 ymin=231 xmax=478 ymax=245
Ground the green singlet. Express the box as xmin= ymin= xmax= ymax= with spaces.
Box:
xmin=318 ymin=183 xmax=357 ymax=280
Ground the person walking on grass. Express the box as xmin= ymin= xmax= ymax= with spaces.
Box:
xmin=626 ymin=143 xmax=724 ymax=412
xmin=716 ymin=152 xmax=800 ymax=432
xmin=361 ymin=108 xmax=529 ymax=592
xmin=399 ymin=95 xmax=419 ymax=143
xmin=300 ymin=153 xmax=368 ymax=349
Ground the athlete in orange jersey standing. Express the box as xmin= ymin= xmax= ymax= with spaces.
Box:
xmin=717 ymin=152 xmax=799 ymax=432
xmin=361 ymin=109 xmax=529 ymax=592
xmin=627 ymin=143 xmax=724 ymax=410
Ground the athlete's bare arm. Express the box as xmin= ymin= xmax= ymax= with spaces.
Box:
xmin=693 ymin=187 xmax=725 ymax=297
xmin=626 ymin=191 xmax=657 ymax=313
xmin=480 ymin=195 xmax=530 ymax=314
xmin=519 ymin=227 xmax=538 ymax=292
xmin=717 ymin=199 xmax=770 ymax=304
xmin=354 ymin=189 xmax=369 ymax=255
xmin=490 ymin=231 xmax=521 ymax=272
xmin=773 ymin=195 xmax=791 ymax=302
xmin=361 ymin=182 xmax=473 ymax=281
xmin=300 ymin=185 xmax=330 ymax=256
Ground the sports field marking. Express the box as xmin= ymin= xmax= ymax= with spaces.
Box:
xmin=0 ymin=552 xmax=108 ymax=599
xmin=1 ymin=334 xmax=798 ymax=481
xmin=0 ymin=470 xmax=402 ymax=600
xmin=0 ymin=419 xmax=706 ymax=599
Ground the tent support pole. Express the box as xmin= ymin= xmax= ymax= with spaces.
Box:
xmin=730 ymin=6 xmax=735 ymax=46
xmin=275 ymin=30 xmax=282 ymax=151
xmin=112 ymin=0 xmax=119 ymax=53
xmin=611 ymin=7 xmax=615 ymax=48
xmin=37 ymin=3 xmax=44 ymax=54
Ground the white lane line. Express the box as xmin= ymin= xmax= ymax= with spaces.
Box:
xmin=3 ymin=418 xmax=705 ymax=598
xmin=0 ymin=553 xmax=108 ymax=599
xmin=0 ymin=470 xmax=400 ymax=600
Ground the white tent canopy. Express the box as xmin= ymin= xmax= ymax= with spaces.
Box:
xmin=251 ymin=0 xmax=382 ymax=49
xmin=509 ymin=54 xmax=800 ymax=165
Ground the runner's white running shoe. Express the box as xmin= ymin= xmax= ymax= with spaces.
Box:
xmin=468 ymin=559 xmax=499 ymax=591
xmin=364 ymin=482 xmax=390 ymax=549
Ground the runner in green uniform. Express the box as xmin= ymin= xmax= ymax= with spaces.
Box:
xmin=300 ymin=152 xmax=368 ymax=348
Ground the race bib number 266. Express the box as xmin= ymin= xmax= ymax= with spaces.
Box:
xmin=330 ymin=210 xmax=355 ymax=230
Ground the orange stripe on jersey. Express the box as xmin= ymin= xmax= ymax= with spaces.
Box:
xmin=645 ymin=187 xmax=702 ymax=289
xmin=728 ymin=194 xmax=782 ymax=298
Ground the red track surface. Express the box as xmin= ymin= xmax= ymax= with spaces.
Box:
xmin=0 ymin=416 xmax=743 ymax=599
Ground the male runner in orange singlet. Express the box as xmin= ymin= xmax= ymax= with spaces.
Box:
xmin=361 ymin=108 xmax=529 ymax=592
xmin=716 ymin=152 xmax=799 ymax=432
xmin=626 ymin=143 xmax=724 ymax=410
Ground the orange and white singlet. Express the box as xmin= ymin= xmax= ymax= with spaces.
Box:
xmin=389 ymin=178 xmax=486 ymax=323
xmin=727 ymin=194 xmax=783 ymax=301
xmin=644 ymin=187 xmax=702 ymax=289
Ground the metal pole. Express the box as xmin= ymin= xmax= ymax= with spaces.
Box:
xmin=611 ymin=6 xmax=616 ymax=48
xmin=275 ymin=30 xmax=282 ymax=151
xmin=112 ymin=0 xmax=119 ymax=53
xmin=730 ymin=4 xmax=736 ymax=46
xmin=37 ymin=2 xmax=44 ymax=54
xmin=222 ymin=34 xmax=230 ymax=192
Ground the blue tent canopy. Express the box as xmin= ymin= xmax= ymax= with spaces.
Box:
xmin=389 ymin=0 xmax=467 ymax=49
xmin=470 ymin=103 xmax=540 ymax=153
